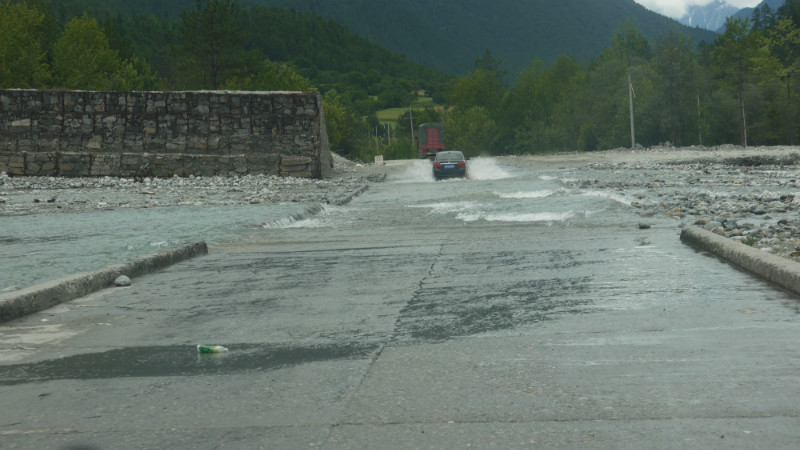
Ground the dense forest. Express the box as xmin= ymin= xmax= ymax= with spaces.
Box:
xmin=1 ymin=0 xmax=800 ymax=161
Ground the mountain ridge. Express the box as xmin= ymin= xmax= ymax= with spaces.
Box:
xmin=679 ymin=0 xmax=740 ymax=30
xmin=239 ymin=0 xmax=717 ymax=76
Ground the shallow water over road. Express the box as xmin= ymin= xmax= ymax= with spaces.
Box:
xmin=240 ymin=157 xmax=800 ymax=343
xmin=0 ymin=202 xmax=321 ymax=290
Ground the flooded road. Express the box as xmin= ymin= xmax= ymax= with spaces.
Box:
xmin=3 ymin=157 xmax=800 ymax=449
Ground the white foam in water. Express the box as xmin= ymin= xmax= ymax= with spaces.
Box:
xmin=496 ymin=190 xmax=557 ymax=199
xmin=581 ymin=190 xmax=632 ymax=205
xmin=467 ymin=157 xmax=513 ymax=180
xmin=284 ymin=217 xmax=323 ymax=228
xmin=262 ymin=205 xmax=332 ymax=229
xmin=456 ymin=211 xmax=576 ymax=223
xmin=280 ymin=205 xmax=364 ymax=229
xmin=262 ymin=216 xmax=296 ymax=228
xmin=407 ymin=201 xmax=481 ymax=215
xmin=541 ymin=173 xmax=580 ymax=184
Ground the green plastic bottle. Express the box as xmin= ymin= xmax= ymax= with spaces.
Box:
xmin=196 ymin=344 xmax=229 ymax=353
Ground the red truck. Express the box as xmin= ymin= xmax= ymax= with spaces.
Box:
xmin=417 ymin=123 xmax=445 ymax=159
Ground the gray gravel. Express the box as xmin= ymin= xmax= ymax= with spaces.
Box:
xmin=0 ymin=153 xmax=386 ymax=216
xmin=550 ymin=146 xmax=800 ymax=261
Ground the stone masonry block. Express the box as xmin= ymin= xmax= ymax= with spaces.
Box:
xmin=0 ymin=90 xmax=330 ymax=179
xmin=90 ymin=153 xmax=121 ymax=176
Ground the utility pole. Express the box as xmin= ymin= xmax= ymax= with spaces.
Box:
xmin=743 ymin=109 xmax=748 ymax=148
xmin=408 ymin=107 xmax=415 ymax=158
xmin=628 ymin=73 xmax=635 ymax=149
xmin=697 ymin=89 xmax=702 ymax=145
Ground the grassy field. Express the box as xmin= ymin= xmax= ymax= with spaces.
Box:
xmin=376 ymin=107 xmax=408 ymax=123
xmin=376 ymin=97 xmax=435 ymax=124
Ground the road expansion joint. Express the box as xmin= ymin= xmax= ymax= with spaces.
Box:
xmin=322 ymin=245 xmax=446 ymax=443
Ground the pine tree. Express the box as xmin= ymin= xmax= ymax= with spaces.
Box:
xmin=176 ymin=0 xmax=255 ymax=89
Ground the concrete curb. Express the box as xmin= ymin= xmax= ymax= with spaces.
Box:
xmin=331 ymin=184 xmax=371 ymax=206
xmin=680 ymin=227 xmax=800 ymax=297
xmin=0 ymin=241 xmax=208 ymax=323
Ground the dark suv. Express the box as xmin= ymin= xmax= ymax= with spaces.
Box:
xmin=432 ymin=151 xmax=467 ymax=180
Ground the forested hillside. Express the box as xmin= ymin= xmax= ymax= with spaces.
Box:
xmin=43 ymin=0 xmax=450 ymax=100
xmin=2 ymin=0 xmax=800 ymax=161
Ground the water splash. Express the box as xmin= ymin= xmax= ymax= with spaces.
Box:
xmin=467 ymin=158 xmax=513 ymax=180
xmin=261 ymin=204 xmax=326 ymax=228
xmin=389 ymin=160 xmax=435 ymax=183
xmin=385 ymin=157 xmax=513 ymax=183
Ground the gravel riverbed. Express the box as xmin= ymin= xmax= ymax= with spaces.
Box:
xmin=0 ymin=153 xmax=385 ymax=215
xmin=522 ymin=145 xmax=800 ymax=261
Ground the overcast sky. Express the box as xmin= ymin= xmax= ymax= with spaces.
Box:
xmin=633 ymin=0 xmax=762 ymax=18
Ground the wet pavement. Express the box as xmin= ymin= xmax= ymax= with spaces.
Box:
xmin=2 ymin=157 xmax=800 ymax=449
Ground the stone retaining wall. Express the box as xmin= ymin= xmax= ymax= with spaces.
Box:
xmin=0 ymin=89 xmax=332 ymax=178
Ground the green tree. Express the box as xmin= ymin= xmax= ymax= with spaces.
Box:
xmin=110 ymin=56 xmax=164 ymax=91
xmin=501 ymin=60 xmax=546 ymax=153
xmin=779 ymin=0 xmax=800 ymax=25
xmin=713 ymin=17 xmax=778 ymax=147
xmin=447 ymin=68 xmax=505 ymax=113
xmin=548 ymin=68 xmax=589 ymax=150
xmin=225 ymin=59 xmax=313 ymax=91
xmin=50 ymin=13 xmax=162 ymax=91
xmin=570 ymin=24 xmax=651 ymax=150
xmin=322 ymin=90 xmax=361 ymax=156
xmin=51 ymin=13 xmax=120 ymax=90
xmin=611 ymin=20 xmax=651 ymax=148
xmin=0 ymin=0 xmax=50 ymax=88
xmin=752 ymin=3 xmax=777 ymax=30
xmin=768 ymin=18 xmax=800 ymax=144
xmin=443 ymin=106 xmax=498 ymax=156
xmin=177 ymin=0 xmax=255 ymax=89
xmin=474 ymin=49 xmax=508 ymax=80
xmin=650 ymin=29 xmax=700 ymax=146
xmin=500 ymin=56 xmax=581 ymax=153
xmin=611 ymin=19 xmax=652 ymax=67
